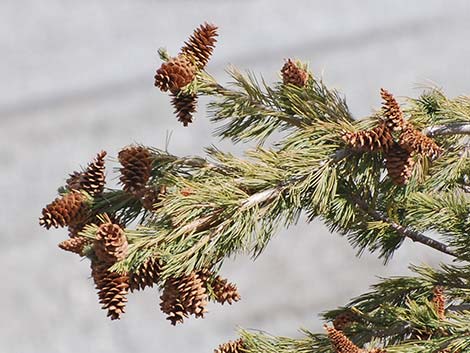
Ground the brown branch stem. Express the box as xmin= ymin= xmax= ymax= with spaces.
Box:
xmin=351 ymin=196 xmax=457 ymax=257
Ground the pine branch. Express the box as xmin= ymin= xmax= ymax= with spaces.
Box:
xmin=39 ymin=23 xmax=470 ymax=352
xmin=351 ymin=195 xmax=457 ymax=257
xmin=424 ymin=123 xmax=470 ymax=137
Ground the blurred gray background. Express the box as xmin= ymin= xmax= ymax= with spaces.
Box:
xmin=1 ymin=1 xmax=469 ymax=352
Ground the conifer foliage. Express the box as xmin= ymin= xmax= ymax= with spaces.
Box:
xmin=40 ymin=22 xmax=470 ymax=352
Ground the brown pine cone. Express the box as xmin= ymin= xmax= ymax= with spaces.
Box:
xmin=118 ymin=146 xmax=153 ymax=194
xmin=66 ymin=171 xmax=83 ymax=191
xmin=129 ymin=257 xmax=161 ymax=292
xmin=65 ymin=151 xmax=107 ymax=196
xmin=399 ymin=122 xmax=442 ymax=159
xmin=333 ymin=311 xmax=358 ymax=331
xmin=180 ymin=22 xmax=218 ymax=70
xmin=342 ymin=122 xmax=393 ymax=152
xmin=212 ymin=276 xmax=241 ymax=305
xmin=171 ymin=91 xmax=198 ymax=127
xmin=432 ymin=285 xmax=446 ymax=321
xmin=94 ymin=222 xmax=128 ymax=264
xmin=91 ymin=261 xmax=129 ymax=320
xmin=384 ymin=143 xmax=415 ymax=185
xmin=160 ymin=278 xmax=188 ymax=325
xmin=80 ymin=151 xmax=107 ymax=196
xmin=380 ymin=88 xmax=406 ymax=131
xmin=58 ymin=236 xmax=91 ymax=256
xmin=281 ymin=59 xmax=308 ymax=87
xmin=214 ymin=339 xmax=245 ymax=353
xmin=177 ymin=271 xmax=208 ymax=318
xmin=154 ymin=55 xmax=195 ymax=93
xmin=324 ymin=325 xmax=363 ymax=353
xmin=39 ymin=191 xmax=88 ymax=229
xmin=159 ymin=271 xmax=208 ymax=325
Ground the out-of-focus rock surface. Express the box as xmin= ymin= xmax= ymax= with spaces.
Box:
xmin=1 ymin=1 xmax=469 ymax=352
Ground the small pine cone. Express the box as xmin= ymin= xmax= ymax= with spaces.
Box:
xmin=171 ymin=91 xmax=197 ymax=127
xmin=180 ymin=22 xmax=218 ymax=70
xmin=159 ymin=272 xmax=208 ymax=325
xmin=380 ymin=88 xmax=406 ymax=131
xmin=160 ymin=279 xmax=188 ymax=325
xmin=212 ymin=276 xmax=241 ymax=305
xmin=66 ymin=171 xmax=83 ymax=191
xmin=342 ymin=122 xmax=393 ymax=152
xmin=154 ymin=55 xmax=195 ymax=93
xmin=58 ymin=236 xmax=91 ymax=256
xmin=118 ymin=146 xmax=153 ymax=194
xmin=91 ymin=261 xmax=129 ymax=320
xmin=65 ymin=151 xmax=106 ymax=196
xmin=432 ymin=285 xmax=446 ymax=320
xmin=399 ymin=123 xmax=442 ymax=159
xmin=176 ymin=272 xmax=208 ymax=318
xmin=94 ymin=222 xmax=128 ymax=264
xmin=281 ymin=59 xmax=308 ymax=87
xmin=333 ymin=311 xmax=357 ymax=331
xmin=80 ymin=151 xmax=107 ymax=196
xmin=324 ymin=325 xmax=363 ymax=353
xmin=129 ymin=257 xmax=161 ymax=292
xmin=214 ymin=339 xmax=245 ymax=353
xmin=384 ymin=143 xmax=415 ymax=185
xmin=39 ymin=191 xmax=88 ymax=229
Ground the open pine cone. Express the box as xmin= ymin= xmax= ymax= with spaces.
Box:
xmin=281 ymin=59 xmax=308 ymax=87
xmin=93 ymin=222 xmax=128 ymax=264
xmin=180 ymin=22 xmax=218 ymax=70
xmin=91 ymin=261 xmax=130 ymax=320
xmin=39 ymin=191 xmax=89 ymax=229
xmin=118 ymin=146 xmax=153 ymax=195
xmin=154 ymin=55 xmax=196 ymax=93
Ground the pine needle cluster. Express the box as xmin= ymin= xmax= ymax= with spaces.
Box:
xmin=39 ymin=22 xmax=470 ymax=352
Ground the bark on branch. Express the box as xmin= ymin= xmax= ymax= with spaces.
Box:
xmin=424 ymin=123 xmax=470 ymax=137
xmin=352 ymin=196 xmax=457 ymax=257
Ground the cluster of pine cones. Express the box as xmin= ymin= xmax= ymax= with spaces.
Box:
xmin=154 ymin=22 xmax=218 ymax=126
xmin=342 ymin=89 xmax=442 ymax=185
xmin=39 ymin=146 xmax=240 ymax=321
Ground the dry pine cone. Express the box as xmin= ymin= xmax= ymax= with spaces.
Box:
xmin=342 ymin=122 xmax=393 ymax=152
xmin=380 ymin=88 xmax=406 ymax=131
xmin=58 ymin=236 xmax=91 ymax=256
xmin=399 ymin=122 xmax=442 ymax=159
xmin=39 ymin=191 xmax=88 ymax=229
xmin=118 ymin=146 xmax=153 ymax=194
xmin=214 ymin=339 xmax=245 ymax=353
xmin=333 ymin=311 xmax=358 ymax=331
xmin=171 ymin=91 xmax=198 ymax=127
xmin=212 ymin=276 xmax=241 ymax=305
xmin=94 ymin=222 xmax=128 ymax=264
xmin=384 ymin=143 xmax=415 ymax=185
xmin=129 ymin=257 xmax=161 ymax=292
xmin=180 ymin=22 xmax=218 ymax=70
xmin=324 ymin=325 xmax=363 ymax=353
xmin=160 ymin=271 xmax=208 ymax=325
xmin=154 ymin=55 xmax=195 ymax=93
xmin=281 ymin=59 xmax=308 ymax=87
xmin=432 ymin=285 xmax=446 ymax=321
xmin=91 ymin=261 xmax=130 ymax=320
